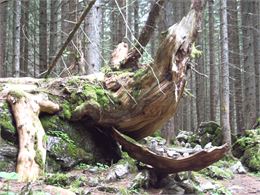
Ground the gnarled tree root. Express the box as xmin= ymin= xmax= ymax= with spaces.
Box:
xmin=7 ymin=90 xmax=59 ymax=182
xmin=112 ymin=128 xmax=228 ymax=174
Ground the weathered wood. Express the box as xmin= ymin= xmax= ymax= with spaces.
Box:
xmin=0 ymin=0 xmax=206 ymax=182
xmin=7 ymin=91 xmax=59 ymax=181
xmin=111 ymin=128 xmax=228 ymax=173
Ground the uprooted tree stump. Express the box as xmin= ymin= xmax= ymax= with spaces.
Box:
xmin=0 ymin=0 xmax=227 ymax=182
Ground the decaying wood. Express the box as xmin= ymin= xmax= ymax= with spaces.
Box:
xmin=123 ymin=0 xmax=165 ymax=69
xmin=7 ymin=91 xmax=59 ymax=181
xmin=112 ymin=128 xmax=228 ymax=174
xmin=0 ymin=0 xmax=213 ymax=182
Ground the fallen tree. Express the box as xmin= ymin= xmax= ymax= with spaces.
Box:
xmin=0 ymin=0 xmax=227 ymax=182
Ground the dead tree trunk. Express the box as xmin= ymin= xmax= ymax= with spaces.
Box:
xmin=0 ymin=0 xmax=227 ymax=182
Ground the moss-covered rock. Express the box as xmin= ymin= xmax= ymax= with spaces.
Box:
xmin=200 ymin=165 xmax=234 ymax=180
xmin=242 ymin=144 xmax=260 ymax=172
xmin=198 ymin=121 xmax=223 ymax=146
xmin=232 ymin=129 xmax=260 ymax=172
xmin=41 ymin=114 xmax=121 ymax=168
xmin=0 ymin=142 xmax=18 ymax=172
xmin=0 ymin=101 xmax=17 ymax=143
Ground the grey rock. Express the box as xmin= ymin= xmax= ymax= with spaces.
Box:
xmin=97 ymin=185 xmax=119 ymax=193
xmin=185 ymin=143 xmax=191 ymax=148
xmin=87 ymin=177 xmax=99 ymax=187
xmin=162 ymin=185 xmax=185 ymax=195
xmin=129 ymin=171 xmax=149 ymax=189
xmin=230 ymin=161 xmax=247 ymax=174
xmin=114 ymin=164 xmax=129 ymax=179
xmin=0 ymin=143 xmax=18 ymax=159
xmin=204 ymin=142 xmax=212 ymax=149
xmin=200 ymin=181 xmax=216 ymax=191
xmin=154 ymin=147 xmax=164 ymax=155
xmin=183 ymin=152 xmax=189 ymax=157
xmin=193 ymin=144 xmax=202 ymax=152
xmin=166 ymin=149 xmax=181 ymax=158
xmin=105 ymin=171 xmax=117 ymax=182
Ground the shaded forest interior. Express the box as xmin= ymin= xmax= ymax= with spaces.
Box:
xmin=0 ymin=0 xmax=260 ymax=193
xmin=0 ymin=0 xmax=259 ymax=141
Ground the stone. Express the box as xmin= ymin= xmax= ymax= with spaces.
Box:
xmin=114 ymin=164 xmax=129 ymax=179
xmin=87 ymin=177 xmax=99 ymax=187
xmin=193 ymin=144 xmax=202 ymax=152
xmin=230 ymin=161 xmax=247 ymax=174
xmin=162 ymin=184 xmax=185 ymax=195
xmin=154 ymin=147 xmax=165 ymax=156
xmin=166 ymin=149 xmax=181 ymax=158
xmin=200 ymin=181 xmax=216 ymax=191
xmin=204 ymin=142 xmax=212 ymax=150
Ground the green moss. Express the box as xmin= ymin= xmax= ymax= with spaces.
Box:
xmin=200 ymin=165 xmax=234 ymax=180
xmin=119 ymin=152 xmax=137 ymax=173
xmin=242 ymin=146 xmax=260 ymax=171
xmin=82 ymin=84 xmax=110 ymax=108
xmin=48 ymin=130 xmax=75 ymax=145
xmin=190 ymin=43 xmax=203 ymax=59
xmin=133 ymin=68 xmax=147 ymax=80
xmin=45 ymin=173 xmax=70 ymax=187
xmin=8 ymin=89 xmax=26 ymax=99
xmin=61 ymin=101 xmax=72 ymax=119
xmin=0 ymin=102 xmax=16 ymax=133
xmin=35 ymin=149 xmax=44 ymax=170
xmin=40 ymin=115 xmax=59 ymax=129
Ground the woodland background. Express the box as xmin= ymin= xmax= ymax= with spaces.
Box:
xmin=0 ymin=0 xmax=259 ymax=144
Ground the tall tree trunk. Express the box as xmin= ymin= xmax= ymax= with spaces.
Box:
xmin=208 ymin=0 xmax=218 ymax=122
xmin=85 ymin=0 xmax=102 ymax=74
xmin=49 ymin=0 xmax=58 ymax=66
xmin=117 ymin=0 xmax=126 ymax=43
xmin=39 ymin=0 xmax=47 ymax=74
xmin=220 ymin=0 xmax=231 ymax=146
xmin=195 ymin=36 xmax=205 ymax=126
xmin=133 ymin=0 xmax=139 ymax=39
xmin=20 ymin=0 xmax=29 ymax=77
xmin=241 ymin=1 xmax=256 ymax=129
xmin=160 ymin=0 xmax=175 ymax=142
xmin=253 ymin=1 xmax=260 ymax=118
xmin=13 ymin=0 xmax=21 ymax=77
xmin=0 ymin=0 xmax=7 ymax=77
xmin=227 ymin=0 xmax=244 ymax=133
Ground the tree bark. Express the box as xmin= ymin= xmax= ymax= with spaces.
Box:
xmin=85 ymin=0 xmax=102 ymax=74
xmin=0 ymin=0 xmax=7 ymax=77
xmin=20 ymin=0 xmax=29 ymax=77
xmin=39 ymin=0 xmax=48 ymax=74
xmin=241 ymin=1 xmax=256 ymax=129
xmin=208 ymin=0 xmax=218 ymax=122
xmin=220 ymin=0 xmax=231 ymax=147
xmin=13 ymin=0 xmax=21 ymax=77
xmin=7 ymin=91 xmax=59 ymax=181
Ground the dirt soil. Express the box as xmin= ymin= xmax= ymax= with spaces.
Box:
xmin=1 ymin=171 xmax=260 ymax=194
xmin=221 ymin=173 xmax=260 ymax=195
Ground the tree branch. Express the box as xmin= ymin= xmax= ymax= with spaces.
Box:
xmin=122 ymin=0 xmax=165 ymax=68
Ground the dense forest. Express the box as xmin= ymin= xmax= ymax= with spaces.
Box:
xmin=0 ymin=0 xmax=260 ymax=194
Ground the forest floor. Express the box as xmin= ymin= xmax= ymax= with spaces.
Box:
xmin=1 ymin=168 xmax=260 ymax=194
xmin=221 ymin=173 xmax=260 ymax=194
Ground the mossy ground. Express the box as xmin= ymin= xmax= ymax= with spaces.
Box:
xmin=0 ymin=102 xmax=16 ymax=134
xmin=233 ymin=129 xmax=260 ymax=172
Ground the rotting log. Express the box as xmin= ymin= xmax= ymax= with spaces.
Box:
xmin=7 ymin=90 xmax=59 ymax=181
xmin=112 ymin=128 xmax=228 ymax=174
xmin=0 ymin=0 xmax=227 ymax=182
